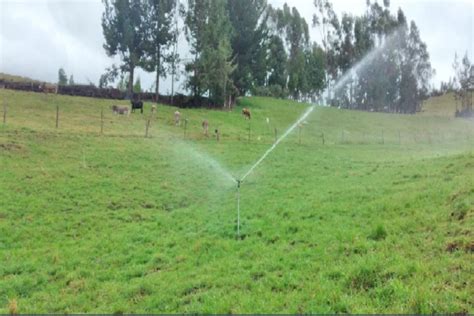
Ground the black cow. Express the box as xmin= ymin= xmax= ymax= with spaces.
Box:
xmin=130 ymin=97 xmax=143 ymax=114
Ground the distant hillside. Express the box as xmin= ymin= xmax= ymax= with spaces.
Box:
xmin=419 ymin=93 xmax=458 ymax=118
xmin=0 ymin=72 xmax=43 ymax=83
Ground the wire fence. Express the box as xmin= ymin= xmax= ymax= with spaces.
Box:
xmin=1 ymin=101 xmax=473 ymax=147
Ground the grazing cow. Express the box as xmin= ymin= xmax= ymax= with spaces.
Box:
xmin=111 ymin=105 xmax=130 ymax=115
xmin=174 ymin=111 xmax=181 ymax=126
xmin=242 ymin=108 xmax=251 ymax=120
xmin=130 ymin=100 xmax=143 ymax=113
xmin=42 ymin=83 xmax=57 ymax=94
xmin=202 ymin=119 xmax=209 ymax=136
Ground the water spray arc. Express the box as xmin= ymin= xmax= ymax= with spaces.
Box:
xmin=324 ymin=28 xmax=403 ymax=102
xmin=234 ymin=105 xmax=315 ymax=237
xmin=232 ymin=29 xmax=406 ymax=237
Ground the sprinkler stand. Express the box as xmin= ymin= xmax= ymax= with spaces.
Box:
xmin=236 ymin=179 xmax=241 ymax=238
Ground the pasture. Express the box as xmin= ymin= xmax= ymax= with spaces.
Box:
xmin=1 ymin=89 xmax=473 ymax=313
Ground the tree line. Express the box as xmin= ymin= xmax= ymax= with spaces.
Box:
xmin=100 ymin=0 xmax=434 ymax=113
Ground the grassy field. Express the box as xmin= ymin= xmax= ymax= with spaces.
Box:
xmin=1 ymin=89 xmax=473 ymax=313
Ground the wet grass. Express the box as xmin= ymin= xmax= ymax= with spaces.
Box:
xmin=1 ymin=90 xmax=473 ymax=313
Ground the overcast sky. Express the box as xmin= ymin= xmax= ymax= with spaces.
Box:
xmin=1 ymin=0 xmax=472 ymax=93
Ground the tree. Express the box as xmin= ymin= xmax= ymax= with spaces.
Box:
xmin=169 ymin=1 xmax=181 ymax=104
xmin=133 ymin=76 xmax=142 ymax=93
xmin=272 ymin=4 xmax=309 ymax=99
xmin=116 ymin=74 xmax=129 ymax=91
xmin=267 ymin=35 xmax=288 ymax=90
xmin=184 ymin=0 xmax=235 ymax=105
xmin=68 ymin=75 xmax=75 ymax=85
xmin=452 ymin=52 xmax=472 ymax=114
xmin=304 ymin=43 xmax=326 ymax=101
xmin=227 ymin=0 xmax=269 ymax=95
xmin=141 ymin=0 xmax=177 ymax=101
xmin=313 ymin=0 xmax=339 ymax=98
xmin=322 ymin=1 xmax=433 ymax=114
xmin=99 ymin=64 xmax=120 ymax=88
xmin=184 ymin=0 xmax=210 ymax=98
xmin=102 ymin=0 xmax=147 ymax=97
xmin=58 ymin=68 xmax=67 ymax=85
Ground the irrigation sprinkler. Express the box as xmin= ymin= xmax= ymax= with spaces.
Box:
xmin=236 ymin=179 xmax=241 ymax=238
xmin=234 ymin=106 xmax=315 ymax=238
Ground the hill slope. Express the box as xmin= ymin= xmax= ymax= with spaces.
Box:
xmin=0 ymin=90 xmax=473 ymax=313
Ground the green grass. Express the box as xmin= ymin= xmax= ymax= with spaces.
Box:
xmin=1 ymin=89 xmax=473 ymax=313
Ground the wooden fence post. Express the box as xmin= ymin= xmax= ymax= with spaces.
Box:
xmin=248 ymin=121 xmax=251 ymax=143
xmin=100 ymin=108 xmax=104 ymax=135
xmin=298 ymin=125 xmax=302 ymax=145
xmin=145 ymin=119 xmax=151 ymax=138
xmin=184 ymin=118 xmax=188 ymax=139
xmin=2 ymin=103 xmax=6 ymax=125
xmin=55 ymin=105 xmax=59 ymax=128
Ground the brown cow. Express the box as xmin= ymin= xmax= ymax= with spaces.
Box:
xmin=242 ymin=108 xmax=251 ymax=119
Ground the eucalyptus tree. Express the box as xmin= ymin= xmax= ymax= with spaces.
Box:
xmin=185 ymin=0 xmax=234 ymax=105
xmin=102 ymin=0 xmax=147 ymax=97
xmin=141 ymin=0 xmax=177 ymax=101
xmin=58 ymin=68 xmax=67 ymax=85
xmin=227 ymin=0 xmax=269 ymax=95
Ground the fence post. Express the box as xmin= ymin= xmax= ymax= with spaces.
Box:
xmin=55 ymin=105 xmax=59 ymax=128
xmin=100 ymin=108 xmax=104 ymax=135
xmin=248 ymin=121 xmax=251 ymax=143
xmin=298 ymin=125 xmax=302 ymax=145
xmin=183 ymin=118 xmax=188 ymax=139
xmin=2 ymin=102 xmax=6 ymax=125
xmin=145 ymin=119 xmax=151 ymax=138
